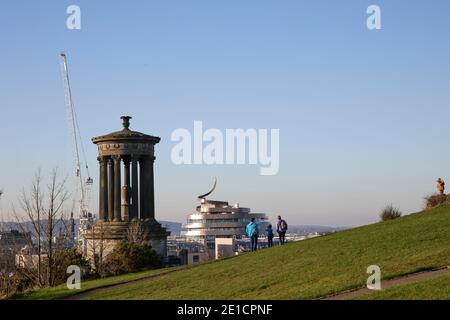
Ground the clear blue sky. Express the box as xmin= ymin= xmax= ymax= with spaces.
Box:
xmin=1 ymin=0 xmax=450 ymax=226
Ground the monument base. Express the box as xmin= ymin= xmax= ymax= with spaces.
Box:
xmin=84 ymin=219 xmax=169 ymax=265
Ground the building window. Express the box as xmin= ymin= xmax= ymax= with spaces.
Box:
xmin=193 ymin=255 xmax=199 ymax=263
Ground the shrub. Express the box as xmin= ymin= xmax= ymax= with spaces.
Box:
xmin=100 ymin=242 xmax=162 ymax=276
xmin=12 ymin=268 xmax=37 ymax=293
xmin=1 ymin=249 xmax=93 ymax=298
xmin=0 ymin=268 xmax=37 ymax=298
xmin=424 ymin=194 xmax=450 ymax=209
xmin=44 ymin=249 xmax=92 ymax=286
xmin=380 ymin=204 xmax=402 ymax=221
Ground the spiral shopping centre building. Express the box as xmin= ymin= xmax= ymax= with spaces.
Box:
xmin=181 ymin=179 xmax=270 ymax=259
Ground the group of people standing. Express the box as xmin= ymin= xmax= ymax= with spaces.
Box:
xmin=245 ymin=215 xmax=288 ymax=252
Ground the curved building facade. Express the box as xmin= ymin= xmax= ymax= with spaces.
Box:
xmin=182 ymin=199 xmax=269 ymax=239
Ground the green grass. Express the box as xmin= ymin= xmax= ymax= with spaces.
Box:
xmin=357 ymin=275 xmax=450 ymax=300
xmin=20 ymin=204 xmax=450 ymax=300
xmin=15 ymin=267 xmax=181 ymax=300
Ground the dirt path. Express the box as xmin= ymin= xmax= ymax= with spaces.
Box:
xmin=62 ymin=259 xmax=219 ymax=300
xmin=62 ymin=269 xmax=177 ymax=300
xmin=321 ymin=267 xmax=450 ymax=300
xmin=62 ymin=255 xmax=245 ymax=300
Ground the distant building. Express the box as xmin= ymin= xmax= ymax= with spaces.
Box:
xmin=0 ymin=230 xmax=31 ymax=272
xmin=166 ymin=236 xmax=211 ymax=265
xmin=181 ymin=180 xmax=270 ymax=260
xmin=188 ymin=251 xmax=210 ymax=264
xmin=215 ymin=238 xmax=235 ymax=260
xmin=15 ymin=245 xmax=46 ymax=269
xmin=183 ymin=199 xmax=269 ymax=239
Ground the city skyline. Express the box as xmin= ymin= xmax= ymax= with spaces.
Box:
xmin=1 ymin=1 xmax=450 ymax=227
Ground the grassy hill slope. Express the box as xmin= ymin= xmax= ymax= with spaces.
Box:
xmin=14 ymin=268 xmax=177 ymax=300
xmin=22 ymin=203 xmax=450 ymax=300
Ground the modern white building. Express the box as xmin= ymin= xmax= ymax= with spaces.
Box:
xmin=183 ymin=199 xmax=269 ymax=239
xmin=181 ymin=179 xmax=270 ymax=259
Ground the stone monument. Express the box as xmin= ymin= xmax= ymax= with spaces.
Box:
xmin=85 ymin=116 xmax=168 ymax=262
xmin=437 ymin=178 xmax=445 ymax=195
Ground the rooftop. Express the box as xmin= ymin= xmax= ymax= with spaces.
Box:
xmin=92 ymin=116 xmax=160 ymax=144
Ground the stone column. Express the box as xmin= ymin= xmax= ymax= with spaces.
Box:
xmin=139 ymin=158 xmax=146 ymax=219
xmin=113 ymin=156 xmax=122 ymax=222
xmin=131 ymin=157 xmax=139 ymax=220
xmin=98 ymin=157 xmax=108 ymax=221
xmin=144 ymin=157 xmax=155 ymax=220
xmin=122 ymin=157 xmax=131 ymax=222
xmin=107 ymin=157 xmax=115 ymax=221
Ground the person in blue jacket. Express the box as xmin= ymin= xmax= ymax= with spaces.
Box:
xmin=265 ymin=224 xmax=274 ymax=248
xmin=246 ymin=218 xmax=259 ymax=252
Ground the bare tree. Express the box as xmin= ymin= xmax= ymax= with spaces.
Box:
xmin=83 ymin=220 xmax=107 ymax=275
xmin=91 ymin=227 xmax=100 ymax=273
xmin=13 ymin=170 xmax=44 ymax=286
xmin=45 ymin=169 xmax=69 ymax=286
xmin=127 ymin=220 xmax=147 ymax=245
xmin=13 ymin=169 xmax=69 ymax=287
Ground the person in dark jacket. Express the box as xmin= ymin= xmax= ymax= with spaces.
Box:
xmin=265 ymin=224 xmax=274 ymax=248
xmin=276 ymin=215 xmax=288 ymax=245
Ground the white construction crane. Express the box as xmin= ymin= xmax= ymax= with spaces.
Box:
xmin=60 ymin=53 xmax=94 ymax=254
